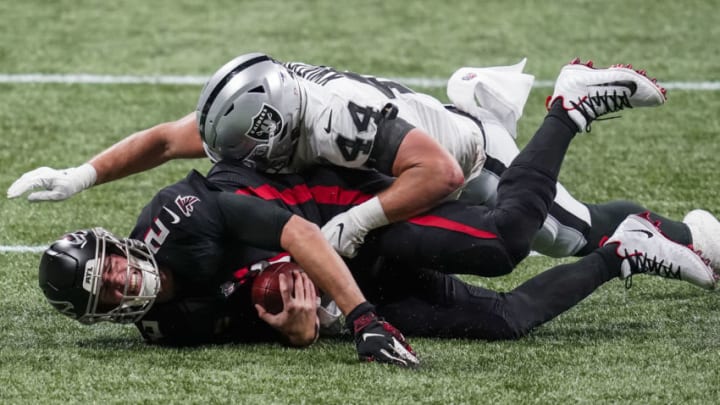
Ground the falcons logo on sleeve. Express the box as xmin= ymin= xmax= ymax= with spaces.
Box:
xmin=175 ymin=195 xmax=201 ymax=217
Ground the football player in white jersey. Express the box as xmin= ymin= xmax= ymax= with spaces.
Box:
xmin=194 ymin=55 xmax=720 ymax=265
xmin=11 ymin=53 xmax=719 ymax=271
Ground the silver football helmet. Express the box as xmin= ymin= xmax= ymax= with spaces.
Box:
xmin=38 ymin=228 xmax=161 ymax=324
xmin=197 ymin=52 xmax=303 ymax=172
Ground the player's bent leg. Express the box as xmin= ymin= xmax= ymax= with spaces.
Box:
xmin=490 ymin=101 xmax=578 ymax=264
xmin=530 ymin=182 xmax=591 ymax=257
xmin=496 ymin=247 xmax=620 ymax=339
xmin=381 ymin=211 xmax=718 ymax=341
xmin=366 ymin=201 xmax=517 ymax=277
xmin=461 ymin=114 xmax=592 ymax=259
xmin=375 ymin=251 xmax=619 ymax=340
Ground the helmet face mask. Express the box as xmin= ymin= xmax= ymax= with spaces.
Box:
xmin=197 ymin=53 xmax=302 ymax=172
xmin=39 ymin=228 xmax=161 ymax=325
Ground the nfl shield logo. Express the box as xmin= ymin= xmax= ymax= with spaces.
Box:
xmin=246 ymin=103 xmax=284 ymax=141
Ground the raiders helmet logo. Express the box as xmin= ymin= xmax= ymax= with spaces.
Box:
xmin=246 ymin=103 xmax=284 ymax=141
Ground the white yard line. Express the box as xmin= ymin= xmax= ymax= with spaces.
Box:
xmin=0 ymin=245 xmax=48 ymax=253
xmin=0 ymin=73 xmax=719 ymax=90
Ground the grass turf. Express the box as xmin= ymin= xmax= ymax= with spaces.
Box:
xmin=1 ymin=0 xmax=719 ymax=403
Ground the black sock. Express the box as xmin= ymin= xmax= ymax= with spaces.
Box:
xmin=645 ymin=212 xmax=692 ymax=245
xmin=579 ymin=204 xmax=693 ymax=256
xmin=547 ymin=98 xmax=580 ymax=133
xmin=510 ymin=100 xmax=577 ymax=181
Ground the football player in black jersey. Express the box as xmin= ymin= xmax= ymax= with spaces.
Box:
xmin=38 ymin=99 xmax=718 ymax=366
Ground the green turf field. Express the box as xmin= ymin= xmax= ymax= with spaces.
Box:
xmin=1 ymin=0 xmax=719 ymax=403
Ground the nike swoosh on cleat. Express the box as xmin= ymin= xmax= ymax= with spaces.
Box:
xmin=362 ymin=332 xmax=386 ymax=341
xmin=590 ymin=80 xmax=638 ymax=96
xmin=628 ymin=229 xmax=654 ymax=238
xmin=324 ymin=110 xmax=333 ymax=133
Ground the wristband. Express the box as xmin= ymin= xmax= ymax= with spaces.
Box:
xmin=345 ymin=301 xmax=375 ymax=327
xmin=76 ymin=163 xmax=98 ymax=188
xmin=349 ymin=196 xmax=389 ymax=231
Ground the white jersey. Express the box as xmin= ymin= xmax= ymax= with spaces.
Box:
xmin=283 ymin=62 xmax=591 ymax=258
xmin=285 ymin=62 xmax=486 ymax=180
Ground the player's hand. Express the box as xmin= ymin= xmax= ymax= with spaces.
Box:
xmin=7 ymin=163 xmax=97 ymax=202
xmin=321 ymin=210 xmax=367 ymax=258
xmin=346 ymin=302 xmax=420 ymax=368
xmin=256 ymin=271 xmax=319 ymax=347
xmin=321 ymin=197 xmax=389 ymax=258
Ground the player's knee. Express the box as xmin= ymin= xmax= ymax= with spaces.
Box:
xmin=456 ymin=247 xmax=516 ymax=277
xmin=530 ymin=222 xmax=586 ymax=258
xmin=500 ymin=322 xmax=531 ymax=340
xmin=491 ymin=210 xmax=538 ymax=265
xmin=483 ymin=316 xmax=530 ymax=341
xmin=499 ymin=232 xmax=534 ymax=267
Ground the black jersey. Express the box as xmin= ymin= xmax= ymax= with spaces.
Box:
xmin=206 ymin=160 xmax=393 ymax=222
xmin=128 ymin=164 xmax=391 ymax=345
xmin=129 ymin=169 xmax=291 ymax=345
xmin=130 ymin=170 xmax=282 ymax=288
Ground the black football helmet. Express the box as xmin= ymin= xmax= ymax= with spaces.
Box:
xmin=38 ymin=228 xmax=160 ymax=324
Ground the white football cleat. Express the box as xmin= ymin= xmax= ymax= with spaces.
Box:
xmin=546 ymin=58 xmax=667 ymax=132
xmin=603 ymin=213 xmax=718 ymax=290
xmin=683 ymin=209 xmax=720 ymax=273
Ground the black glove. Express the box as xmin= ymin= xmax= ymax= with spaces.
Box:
xmin=346 ymin=302 xmax=420 ymax=367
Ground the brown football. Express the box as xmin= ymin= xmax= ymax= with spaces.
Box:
xmin=251 ymin=262 xmax=303 ymax=314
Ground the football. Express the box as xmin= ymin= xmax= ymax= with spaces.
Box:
xmin=251 ymin=261 xmax=304 ymax=314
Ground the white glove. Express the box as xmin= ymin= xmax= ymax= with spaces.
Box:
xmin=7 ymin=163 xmax=97 ymax=202
xmin=321 ymin=197 xmax=389 ymax=258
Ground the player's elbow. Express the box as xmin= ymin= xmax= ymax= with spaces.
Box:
xmin=429 ymin=157 xmax=465 ymax=196
xmin=281 ymin=216 xmax=322 ymax=253
xmin=159 ymin=114 xmax=206 ymax=159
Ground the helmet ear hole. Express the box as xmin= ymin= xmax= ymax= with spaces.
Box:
xmin=248 ymin=85 xmax=265 ymax=94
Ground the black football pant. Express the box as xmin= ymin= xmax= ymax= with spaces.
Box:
xmin=354 ymin=245 xmax=621 ymax=340
xmin=359 ymin=209 xmax=691 ymax=340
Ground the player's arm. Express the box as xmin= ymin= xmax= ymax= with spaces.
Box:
xmin=7 ymin=112 xmax=205 ymax=201
xmin=377 ymin=127 xmax=465 ymax=221
xmin=322 ymin=113 xmax=464 ymax=257
xmin=216 ymin=192 xmax=419 ymax=366
xmin=90 ymin=112 xmax=205 ymax=184
xmin=216 ymin=192 xmax=366 ymax=316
